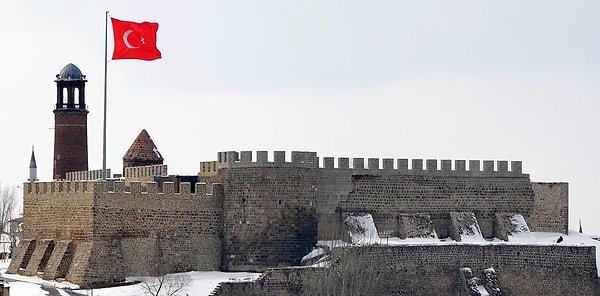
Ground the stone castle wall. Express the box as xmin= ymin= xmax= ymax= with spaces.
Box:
xmin=212 ymin=244 xmax=598 ymax=296
xmin=23 ymin=181 xmax=95 ymax=240
xmin=530 ymin=182 xmax=569 ymax=233
xmin=12 ymin=151 xmax=572 ymax=287
xmin=11 ymin=180 xmax=223 ymax=288
xmin=204 ymin=166 xmax=319 ymax=272
xmin=66 ymin=169 xmax=110 ymax=181
xmin=340 ymin=173 xmax=535 ymax=238
xmin=123 ymin=164 xmax=168 ymax=187
xmin=202 ymin=151 xmax=563 ymax=241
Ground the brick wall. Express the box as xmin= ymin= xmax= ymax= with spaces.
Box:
xmin=53 ymin=111 xmax=88 ymax=180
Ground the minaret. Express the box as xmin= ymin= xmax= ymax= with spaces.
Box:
xmin=53 ymin=63 xmax=89 ymax=180
xmin=28 ymin=145 xmax=38 ymax=182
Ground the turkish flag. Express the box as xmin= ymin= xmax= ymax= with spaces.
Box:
xmin=111 ymin=18 xmax=161 ymax=61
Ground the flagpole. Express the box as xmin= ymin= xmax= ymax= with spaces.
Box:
xmin=102 ymin=11 xmax=109 ymax=180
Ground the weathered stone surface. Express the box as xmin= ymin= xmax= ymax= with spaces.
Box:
xmin=10 ymin=151 xmax=572 ymax=289
xmin=495 ymin=213 xmax=531 ymax=241
xmin=212 ymin=245 xmax=598 ymax=296
xmin=398 ymin=213 xmax=437 ymax=239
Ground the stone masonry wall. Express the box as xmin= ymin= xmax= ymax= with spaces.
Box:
xmin=15 ymin=151 xmax=571 ymax=288
xmin=204 ymin=152 xmax=541 ymax=240
xmin=10 ymin=180 xmax=224 ymax=288
xmin=212 ymin=244 xmax=598 ymax=296
xmin=341 ymin=174 xmax=535 ymax=238
xmin=529 ymin=182 xmax=569 ymax=233
xmin=22 ymin=182 xmax=94 ymax=240
xmin=200 ymin=151 xmax=567 ymax=272
xmin=90 ymin=181 xmax=223 ymax=275
xmin=123 ymin=164 xmax=168 ymax=187
xmin=333 ymin=245 xmax=598 ymax=295
xmin=203 ymin=166 xmax=319 ymax=272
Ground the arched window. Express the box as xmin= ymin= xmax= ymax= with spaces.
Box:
xmin=74 ymin=87 xmax=80 ymax=108
xmin=62 ymin=88 xmax=68 ymax=107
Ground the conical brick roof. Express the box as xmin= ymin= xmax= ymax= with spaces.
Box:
xmin=123 ymin=129 xmax=163 ymax=163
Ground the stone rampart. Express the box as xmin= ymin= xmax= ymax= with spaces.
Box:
xmin=206 ymin=167 xmax=319 ymax=272
xmin=212 ymin=244 xmax=598 ymax=296
xmin=201 ymin=151 xmax=525 ymax=177
xmin=10 ymin=180 xmax=224 ymax=287
xmin=331 ymin=169 xmax=535 ymax=238
xmin=198 ymin=151 xmax=566 ymax=270
xmin=530 ymin=182 xmax=569 ymax=233
xmin=123 ymin=164 xmax=168 ymax=187
xmin=66 ymin=169 xmax=110 ymax=181
xmin=22 ymin=181 xmax=95 ymax=241
xmin=13 ymin=150 xmax=572 ymax=287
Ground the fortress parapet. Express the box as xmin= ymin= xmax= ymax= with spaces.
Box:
xmin=23 ymin=180 xmax=219 ymax=197
xmin=124 ymin=164 xmax=168 ymax=179
xmin=200 ymin=151 xmax=527 ymax=177
xmin=123 ymin=164 xmax=168 ymax=187
xmin=66 ymin=169 xmax=111 ymax=181
xmin=24 ymin=180 xmax=91 ymax=194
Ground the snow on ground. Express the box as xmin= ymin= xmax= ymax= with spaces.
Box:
xmin=3 ymin=230 xmax=600 ymax=295
xmin=0 ymin=260 xmax=260 ymax=296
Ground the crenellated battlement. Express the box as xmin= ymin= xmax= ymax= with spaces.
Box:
xmin=199 ymin=151 xmax=527 ymax=177
xmin=24 ymin=180 xmax=221 ymax=197
xmin=24 ymin=180 xmax=93 ymax=194
xmin=124 ymin=164 xmax=168 ymax=179
xmin=66 ymin=169 xmax=111 ymax=181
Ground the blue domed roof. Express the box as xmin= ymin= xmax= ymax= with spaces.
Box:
xmin=57 ymin=63 xmax=85 ymax=80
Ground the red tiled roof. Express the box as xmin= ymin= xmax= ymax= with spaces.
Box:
xmin=123 ymin=129 xmax=164 ymax=161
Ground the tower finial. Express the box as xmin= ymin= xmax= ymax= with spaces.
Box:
xmin=29 ymin=144 xmax=38 ymax=182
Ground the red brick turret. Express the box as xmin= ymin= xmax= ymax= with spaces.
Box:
xmin=53 ymin=63 xmax=89 ymax=180
xmin=123 ymin=129 xmax=164 ymax=172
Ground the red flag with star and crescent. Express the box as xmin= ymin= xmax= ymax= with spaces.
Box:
xmin=111 ymin=17 xmax=161 ymax=61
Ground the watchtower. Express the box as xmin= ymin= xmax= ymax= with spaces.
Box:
xmin=122 ymin=129 xmax=164 ymax=172
xmin=53 ymin=63 xmax=89 ymax=180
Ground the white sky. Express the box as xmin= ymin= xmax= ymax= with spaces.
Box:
xmin=1 ymin=1 xmax=599 ymax=233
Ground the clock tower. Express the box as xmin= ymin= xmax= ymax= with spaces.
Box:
xmin=53 ymin=63 xmax=89 ymax=180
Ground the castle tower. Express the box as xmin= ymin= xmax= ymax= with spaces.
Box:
xmin=53 ymin=63 xmax=89 ymax=180
xmin=28 ymin=145 xmax=38 ymax=182
xmin=123 ymin=129 xmax=164 ymax=172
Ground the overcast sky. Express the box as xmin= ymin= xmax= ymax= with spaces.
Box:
xmin=1 ymin=1 xmax=599 ymax=233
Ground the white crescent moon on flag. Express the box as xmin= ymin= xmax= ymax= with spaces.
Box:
xmin=123 ymin=30 xmax=139 ymax=49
